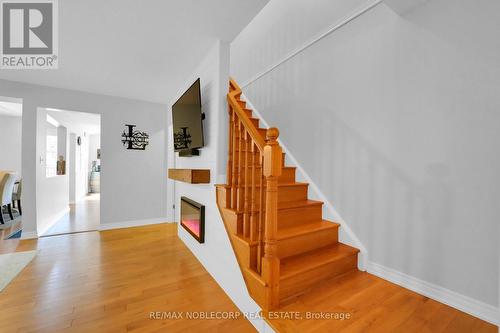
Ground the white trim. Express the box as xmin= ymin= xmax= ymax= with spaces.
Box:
xmin=20 ymin=231 xmax=38 ymax=239
xmin=38 ymin=206 xmax=71 ymax=236
xmin=240 ymin=0 xmax=383 ymax=89
xmin=99 ymin=217 xmax=171 ymax=231
xmin=241 ymin=94 xmax=368 ymax=270
xmin=366 ymin=261 xmax=499 ymax=326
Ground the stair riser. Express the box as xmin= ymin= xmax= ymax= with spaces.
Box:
xmin=233 ymin=236 xmax=257 ymax=270
xmin=278 ymin=185 xmax=308 ymax=203
xmin=277 ymin=226 xmax=338 ymax=259
xmin=278 ymin=205 xmax=323 ymax=229
xmin=279 ymin=254 xmax=358 ymax=302
xmin=216 ymin=186 xmax=230 ymax=209
xmin=234 ymin=185 xmax=307 ymax=206
xmin=220 ymin=201 xmax=323 ymax=230
xmin=223 ymin=209 xmax=241 ymax=235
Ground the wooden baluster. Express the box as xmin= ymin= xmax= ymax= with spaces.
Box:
xmin=231 ymin=113 xmax=238 ymax=209
xmin=257 ymin=149 xmax=264 ymax=273
xmin=261 ymin=128 xmax=282 ymax=310
xmin=250 ymin=142 xmax=257 ymax=242
xmin=227 ymin=107 xmax=233 ymax=190
xmin=237 ymin=120 xmax=244 ymax=212
xmin=243 ymin=131 xmax=250 ymax=238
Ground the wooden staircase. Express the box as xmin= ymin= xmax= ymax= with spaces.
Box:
xmin=216 ymin=79 xmax=360 ymax=310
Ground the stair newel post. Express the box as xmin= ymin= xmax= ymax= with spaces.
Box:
xmin=262 ymin=127 xmax=282 ymax=310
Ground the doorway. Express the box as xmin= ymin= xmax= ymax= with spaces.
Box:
xmin=38 ymin=108 xmax=101 ymax=237
xmin=0 ymin=97 xmax=23 ymax=239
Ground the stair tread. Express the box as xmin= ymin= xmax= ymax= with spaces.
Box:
xmin=280 ymin=243 xmax=359 ymax=280
xmin=278 ymin=199 xmax=322 ymax=210
xmin=277 ymin=220 xmax=339 ymax=240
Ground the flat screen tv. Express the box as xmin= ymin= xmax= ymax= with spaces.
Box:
xmin=172 ymin=78 xmax=204 ymax=156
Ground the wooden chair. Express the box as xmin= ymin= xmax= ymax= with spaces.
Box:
xmin=12 ymin=180 xmax=22 ymax=215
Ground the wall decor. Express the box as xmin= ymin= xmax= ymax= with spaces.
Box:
xmin=174 ymin=127 xmax=192 ymax=150
xmin=121 ymin=124 xmax=149 ymax=150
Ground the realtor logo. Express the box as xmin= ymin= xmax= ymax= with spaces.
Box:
xmin=1 ymin=0 xmax=58 ymax=69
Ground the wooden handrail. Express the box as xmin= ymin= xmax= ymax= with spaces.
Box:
xmin=226 ymin=78 xmax=282 ymax=310
xmin=227 ymin=79 xmax=266 ymax=150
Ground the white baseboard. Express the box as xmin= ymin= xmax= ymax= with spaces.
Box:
xmin=366 ymin=261 xmax=499 ymax=326
xmin=20 ymin=231 xmax=38 ymax=239
xmin=99 ymin=217 xmax=171 ymax=231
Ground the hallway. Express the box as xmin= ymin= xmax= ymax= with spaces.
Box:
xmin=44 ymin=194 xmax=100 ymax=236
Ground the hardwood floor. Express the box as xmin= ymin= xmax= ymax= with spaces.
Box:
xmin=0 ymin=224 xmax=496 ymax=333
xmin=264 ymin=270 xmax=497 ymax=333
xmin=0 ymin=224 xmax=255 ymax=332
xmin=44 ymin=194 xmax=100 ymax=236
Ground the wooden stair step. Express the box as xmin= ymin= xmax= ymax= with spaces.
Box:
xmin=277 ymin=200 xmax=323 ymax=228
xmin=276 ymin=220 xmax=339 ymax=258
xmin=218 ymin=182 xmax=308 ymax=204
xmin=233 ymin=182 xmax=308 ymax=203
xmin=279 ymin=243 xmax=359 ymax=301
xmin=249 ymin=117 xmax=259 ymax=127
xmin=280 ymin=243 xmax=359 ymax=279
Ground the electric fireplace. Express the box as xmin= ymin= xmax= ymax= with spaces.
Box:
xmin=180 ymin=197 xmax=205 ymax=243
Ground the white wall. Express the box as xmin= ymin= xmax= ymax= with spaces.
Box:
xmin=0 ymin=79 xmax=168 ymax=237
xmin=0 ymin=115 xmax=22 ymax=174
xmin=167 ymin=41 xmax=270 ymax=332
xmin=231 ymin=0 xmax=499 ymax=317
xmin=36 ymin=108 xmax=70 ymax=235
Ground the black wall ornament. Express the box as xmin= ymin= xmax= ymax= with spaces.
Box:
xmin=121 ymin=124 xmax=149 ymax=150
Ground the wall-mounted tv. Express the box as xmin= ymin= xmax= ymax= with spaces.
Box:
xmin=172 ymin=78 xmax=204 ymax=156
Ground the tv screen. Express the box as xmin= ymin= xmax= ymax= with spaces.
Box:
xmin=172 ymin=78 xmax=204 ymax=152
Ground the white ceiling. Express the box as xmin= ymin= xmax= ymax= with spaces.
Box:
xmin=0 ymin=0 xmax=269 ymax=104
xmin=0 ymin=101 xmax=22 ymax=117
xmin=47 ymin=109 xmax=101 ymax=135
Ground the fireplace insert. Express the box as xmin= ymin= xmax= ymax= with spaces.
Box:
xmin=180 ymin=196 xmax=205 ymax=243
